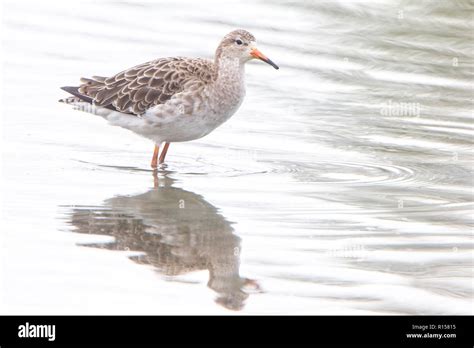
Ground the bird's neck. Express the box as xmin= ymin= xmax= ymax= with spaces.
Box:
xmin=215 ymin=56 xmax=245 ymax=86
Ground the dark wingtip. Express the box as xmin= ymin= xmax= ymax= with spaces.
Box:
xmin=61 ymin=86 xmax=79 ymax=94
xmin=59 ymin=86 xmax=79 ymax=103
xmin=59 ymin=86 xmax=95 ymax=105
xmin=59 ymin=85 xmax=122 ymax=112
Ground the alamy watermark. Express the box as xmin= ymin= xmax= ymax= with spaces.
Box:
xmin=380 ymin=99 xmax=421 ymax=117
xmin=326 ymin=244 xmax=368 ymax=260
xmin=18 ymin=322 xmax=56 ymax=341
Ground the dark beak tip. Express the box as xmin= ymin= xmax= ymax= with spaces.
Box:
xmin=266 ymin=59 xmax=279 ymax=70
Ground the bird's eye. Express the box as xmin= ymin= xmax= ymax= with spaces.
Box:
xmin=235 ymin=39 xmax=243 ymax=45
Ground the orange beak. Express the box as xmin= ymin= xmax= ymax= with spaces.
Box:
xmin=250 ymin=48 xmax=279 ymax=70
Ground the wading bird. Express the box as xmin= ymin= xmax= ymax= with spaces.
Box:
xmin=60 ymin=29 xmax=279 ymax=167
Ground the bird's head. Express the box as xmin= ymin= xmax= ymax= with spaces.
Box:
xmin=215 ymin=29 xmax=279 ymax=70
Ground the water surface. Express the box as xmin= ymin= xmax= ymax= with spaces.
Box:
xmin=1 ymin=0 xmax=473 ymax=314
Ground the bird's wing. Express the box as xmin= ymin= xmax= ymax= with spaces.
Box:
xmin=74 ymin=57 xmax=215 ymax=115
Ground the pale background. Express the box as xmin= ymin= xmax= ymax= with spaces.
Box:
xmin=0 ymin=0 xmax=472 ymax=314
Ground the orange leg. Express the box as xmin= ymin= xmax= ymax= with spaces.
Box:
xmin=152 ymin=169 xmax=159 ymax=188
xmin=151 ymin=144 xmax=159 ymax=168
xmin=159 ymin=142 xmax=170 ymax=164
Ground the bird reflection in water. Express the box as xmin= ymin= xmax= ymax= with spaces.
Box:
xmin=68 ymin=171 xmax=259 ymax=311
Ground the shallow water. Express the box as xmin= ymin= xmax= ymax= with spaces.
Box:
xmin=1 ymin=0 xmax=473 ymax=314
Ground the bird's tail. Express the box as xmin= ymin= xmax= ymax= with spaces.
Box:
xmin=59 ymin=86 xmax=105 ymax=115
xmin=58 ymin=86 xmax=94 ymax=104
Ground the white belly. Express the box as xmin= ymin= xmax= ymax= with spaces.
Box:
xmin=139 ymin=87 xmax=245 ymax=143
